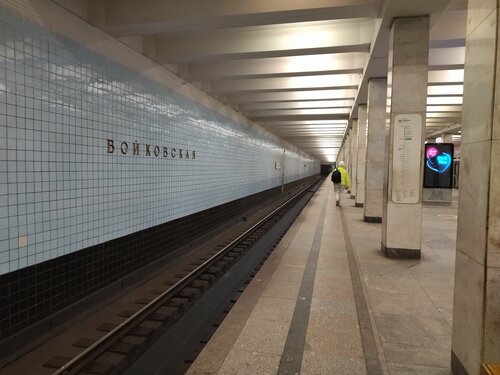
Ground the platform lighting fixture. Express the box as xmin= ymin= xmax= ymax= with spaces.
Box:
xmin=284 ymin=100 xmax=355 ymax=109
xmin=317 ymin=140 xmax=342 ymax=148
xmin=304 ymin=125 xmax=346 ymax=130
xmin=427 ymin=85 xmax=463 ymax=96
xmin=324 ymin=155 xmax=339 ymax=163
xmin=283 ymin=53 xmax=367 ymax=73
xmin=289 ymin=89 xmax=359 ymax=101
xmin=428 ymin=69 xmax=464 ymax=83
xmin=283 ymin=108 xmax=351 ymax=115
xmin=427 ymin=96 xmax=463 ymax=105
xmin=296 ymin=120 xmax=347 ymax=125
xmin=426 ymin=113 xmax=462 ymax=119
xmin=289 ymin=132 xmax=344 ymax=136
xmin=287 ymin=73 xmax=361 ymax=89
xmin=426 ymin=105 xmax=462 ymax=113
xmin=286 ymin=131 xmax=345 ymax=135
xmin=279 ymin=18 xmax=376 ymax=50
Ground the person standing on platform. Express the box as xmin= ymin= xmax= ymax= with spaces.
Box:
xmin=331 ymin=161 xmax=350 ymax=207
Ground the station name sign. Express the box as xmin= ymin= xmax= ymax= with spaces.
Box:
xmin=107 ymin=139 xmax=196 ymax=160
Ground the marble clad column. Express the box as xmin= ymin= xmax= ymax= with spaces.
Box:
xmin=355 ymin=104 xmax=368 ymax=207
xmin=443 ymin=134 xmax=453 ymax=143
xmin=345 ymin=131 xmax=350 ymax=168
xmin=344 ymin=131 xmax=351 ymax=192
xmin=339 ymin=143 xmax=345 ymax=166
xmin=364 ymin=78 xmax=387 ymax=223
xmin=350 ymin=119 xmax=359 ymax=199
xmin=451 ymin=2 xmax=500 ymax=374
xmin=381 ymin=17 xmax=429 ymax=259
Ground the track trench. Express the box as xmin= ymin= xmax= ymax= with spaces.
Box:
xmin=1 ymin=177 xmax=323 ymax=375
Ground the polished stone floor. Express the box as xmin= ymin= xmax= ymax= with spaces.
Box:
xmin=187 ymin=180 xmax=457 ymax=375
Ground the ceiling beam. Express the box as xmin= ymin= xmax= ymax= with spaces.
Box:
xmin=226 ymin=90 xmax=358 ymax=103
xmin=104 ymin=0 xmax=383 ymax=36
xmin=426 ymin=123 xmax=462 ymax=137
xmin=247 ymin=108 xmax=352 ymax=117
xmin=187 ymin=53 xmax=367 ymax=81
xmin=153 ymin=20 xmax=375 ymax=63
xmin=429 ymin=46 xmax=465 ymax=67
xmin=253 ymin=114 xmax=349 ymax=121
xmin=349 ymin=0 xmax=463 ymax=119
xmin=239 ymin=100 xmax=355 ymax=111
xmin=211 ymin=74 xmax=361 ymax=94
xmin=259 ymin=120 xmax=348 ymax=126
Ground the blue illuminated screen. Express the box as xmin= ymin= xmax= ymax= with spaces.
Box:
xmin=423 ymin=143 xmax=454 ymax=188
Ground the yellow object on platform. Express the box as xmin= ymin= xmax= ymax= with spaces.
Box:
xmin=481 ymin=364 xmax=500 ymax=375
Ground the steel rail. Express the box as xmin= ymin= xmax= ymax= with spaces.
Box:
xmin=52 ymin=180 xmax=319 ymax=375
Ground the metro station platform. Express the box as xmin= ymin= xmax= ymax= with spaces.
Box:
xmin=187 ymin=178 xmax=457 ymax=375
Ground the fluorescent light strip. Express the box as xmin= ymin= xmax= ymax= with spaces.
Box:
xmin=427 ymin=85 xmax=463 ymax=95
xmin=427 ymin=96 xmax=463 ymax=105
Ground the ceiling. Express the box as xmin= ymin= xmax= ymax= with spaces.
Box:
xmin=54 ymin=0 xmax=467 ymax=163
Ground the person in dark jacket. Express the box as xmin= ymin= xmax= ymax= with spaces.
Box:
xmin=331 ymin=161 xmax=350 ymax=207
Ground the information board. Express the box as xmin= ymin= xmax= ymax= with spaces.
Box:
xmin=423 ymin=143 xmax=454 ymax=188
xmin=391 ymin=114 xmax=422 ymax=204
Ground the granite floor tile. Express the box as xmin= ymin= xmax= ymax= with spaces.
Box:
xmin=375 ymin=312 xmax=451 ymax=350
xmin=248 ymin=296 xmax=296 ymax=323
xmin=367 ymin=287 xmax=444 ymax=319
xmin=387 ymin=363 xmax=451 ymax=375
xmin=233 ymin=318 xmax=290 ymax=354
xmin=270 ymin=264 xmax=305 ymax=283
xmin=301 ymin=351 xmax=368 ymax=375
xmin=188 ymin=185 xmax=458 ymax=375
xmin=312 ymin=277 xmax=356 ymax=301
xmin=218 ymin=350 xmax=281 ymax=375
xmin=305 ymin=312 xmax=364 ymax=357
xmin=310 ymin=297 xmax=358 ymax=316
xmin=383 ymin=342 xmax=451 ymax=369
xmin=261 ymin=279 xmax=301 ymax=300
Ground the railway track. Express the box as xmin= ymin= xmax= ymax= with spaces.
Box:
xmin=3 ymin=177 xmax=324 ymax=375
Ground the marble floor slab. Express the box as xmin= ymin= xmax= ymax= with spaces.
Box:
xmin=187 ymin=184 xmax=458 ymax=375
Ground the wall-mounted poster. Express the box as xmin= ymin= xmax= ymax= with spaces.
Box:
xmin=392 ymin=114 xmax=422 ymax=204
xmin=423 ymin=143 xmax=454 ymax=189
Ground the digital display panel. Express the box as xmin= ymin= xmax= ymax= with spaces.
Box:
xmin=423 ymin=143 xmax=454 ymax=188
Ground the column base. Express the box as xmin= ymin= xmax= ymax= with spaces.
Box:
xmin=355 ymin=203 xmax=364 ymax=208
xmin=451 ymin=351 xmax=469 ymax=375
xmin=364 ymin=216 xmax=382 ymax=223
xmin=381 ymin=243 xmax=420 ymax=259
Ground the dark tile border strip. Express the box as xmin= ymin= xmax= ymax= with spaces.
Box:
xmin=355 ymin=203 xmax=364 ymax=208
xmin=340 ymin=207 xmax=386 ymax=375
xmin=277 ymin=188 xmax=328 ymax=374
xmin=0 ymin=177 xmax=318 ymax=348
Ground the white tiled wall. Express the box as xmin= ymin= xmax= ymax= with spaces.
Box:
xmin=0 ymin=6 xmax=319 ymax=275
